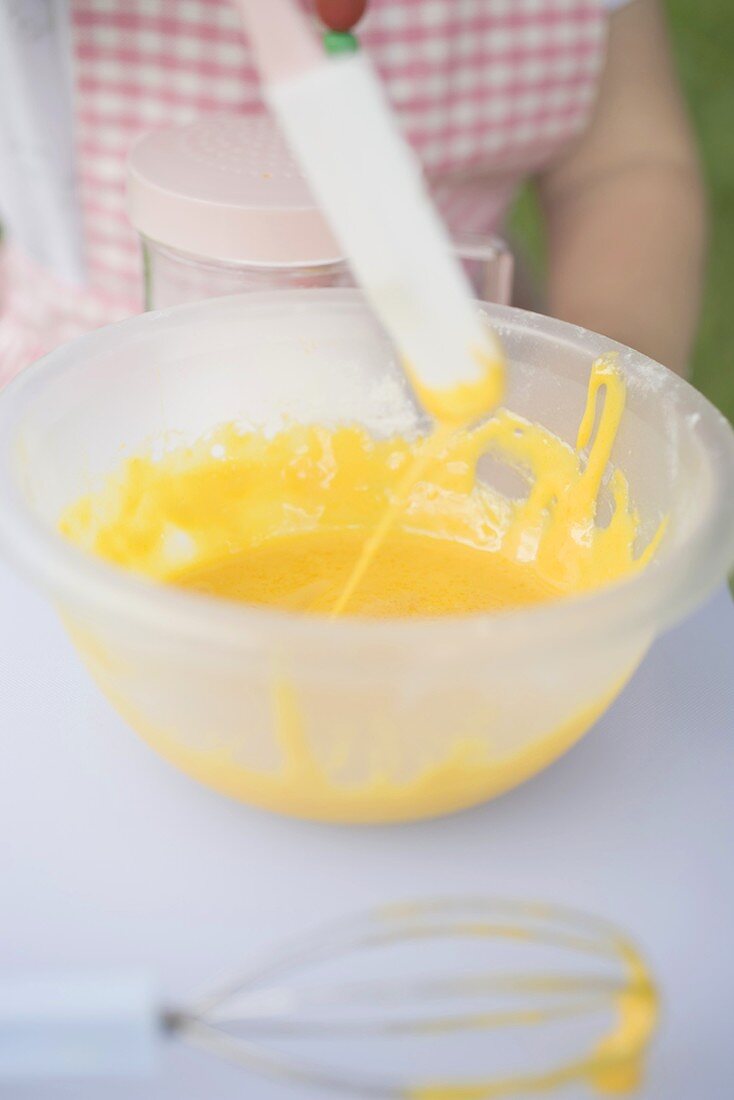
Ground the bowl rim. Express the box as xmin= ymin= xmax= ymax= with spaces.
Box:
xmin=0 ymin=290 xmax=733 ymax=659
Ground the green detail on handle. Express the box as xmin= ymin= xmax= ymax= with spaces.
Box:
xmin=323 ymin=30 xmax=359 ymax=55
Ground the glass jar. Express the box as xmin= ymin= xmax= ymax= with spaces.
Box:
xmin=140 ymin=231 xmax=513 ymax=311
xmin=128 ymin=115 xmax=513 ymax=311
xmin=140 ymin=238 xmax=352 ymax=310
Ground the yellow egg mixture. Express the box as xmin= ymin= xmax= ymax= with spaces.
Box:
xmin=59 ymin=353 xmax=662 ymax=830
xmin=61 ymin=354 xmax=658 ymax=612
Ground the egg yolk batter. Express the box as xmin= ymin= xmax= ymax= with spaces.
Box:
xmin=58 ymin=353 xmax=663 ymax=833
xmin=60 ymin=354 xmax=660 ymax=614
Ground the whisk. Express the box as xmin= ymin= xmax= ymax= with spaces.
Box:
xmin=0 ymin=898 xmax=657 ymax=1097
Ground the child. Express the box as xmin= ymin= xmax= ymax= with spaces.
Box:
xmin=0 ymin=0 xmax=704 ymax=382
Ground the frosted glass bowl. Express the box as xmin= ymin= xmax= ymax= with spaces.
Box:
xmin=1 ymin=291 xmax=733 ymax=823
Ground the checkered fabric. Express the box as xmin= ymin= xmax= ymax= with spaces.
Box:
xmin=0 ymin=243 xmax=125 ymax=387
xmin=4 ymin=0 xmax=607 ymax=380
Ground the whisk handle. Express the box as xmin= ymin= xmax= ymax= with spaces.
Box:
xmin=0 ymin=972 xmax=158 ymax=1078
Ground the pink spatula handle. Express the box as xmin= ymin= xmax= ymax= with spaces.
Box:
xmin=233 ymin=0 xmax=323 ymax=82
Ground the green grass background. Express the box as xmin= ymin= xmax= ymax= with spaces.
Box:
xmin=509 ymin=0 xmax=734 ymax=423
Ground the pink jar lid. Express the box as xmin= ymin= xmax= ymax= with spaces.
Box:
xmin=127 ymin=115 xmax=343 ymax=266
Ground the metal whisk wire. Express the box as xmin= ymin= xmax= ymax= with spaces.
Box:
xmin=169 ymin=898 xmax=657 ymax=1098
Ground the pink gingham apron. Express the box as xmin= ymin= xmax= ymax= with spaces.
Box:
xmin=0 ymin=0 xmax=606 ymax=385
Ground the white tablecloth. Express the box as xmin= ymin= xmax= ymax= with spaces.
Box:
xmin=1 ymin=562 xmax=733 ymax=1098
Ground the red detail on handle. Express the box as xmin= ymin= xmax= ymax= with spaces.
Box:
xmin=315 ymin=0 xmax=367 ymax=33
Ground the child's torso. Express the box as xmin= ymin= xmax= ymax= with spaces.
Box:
xmin=0 ymin=0 xmax=608 ymax=382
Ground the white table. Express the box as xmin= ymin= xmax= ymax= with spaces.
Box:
xmin=1 ymin=562 xmax=733 ymax=1098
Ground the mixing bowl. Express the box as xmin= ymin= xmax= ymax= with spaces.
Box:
xmin=1 ymin=291 xmax=733 ymax=823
